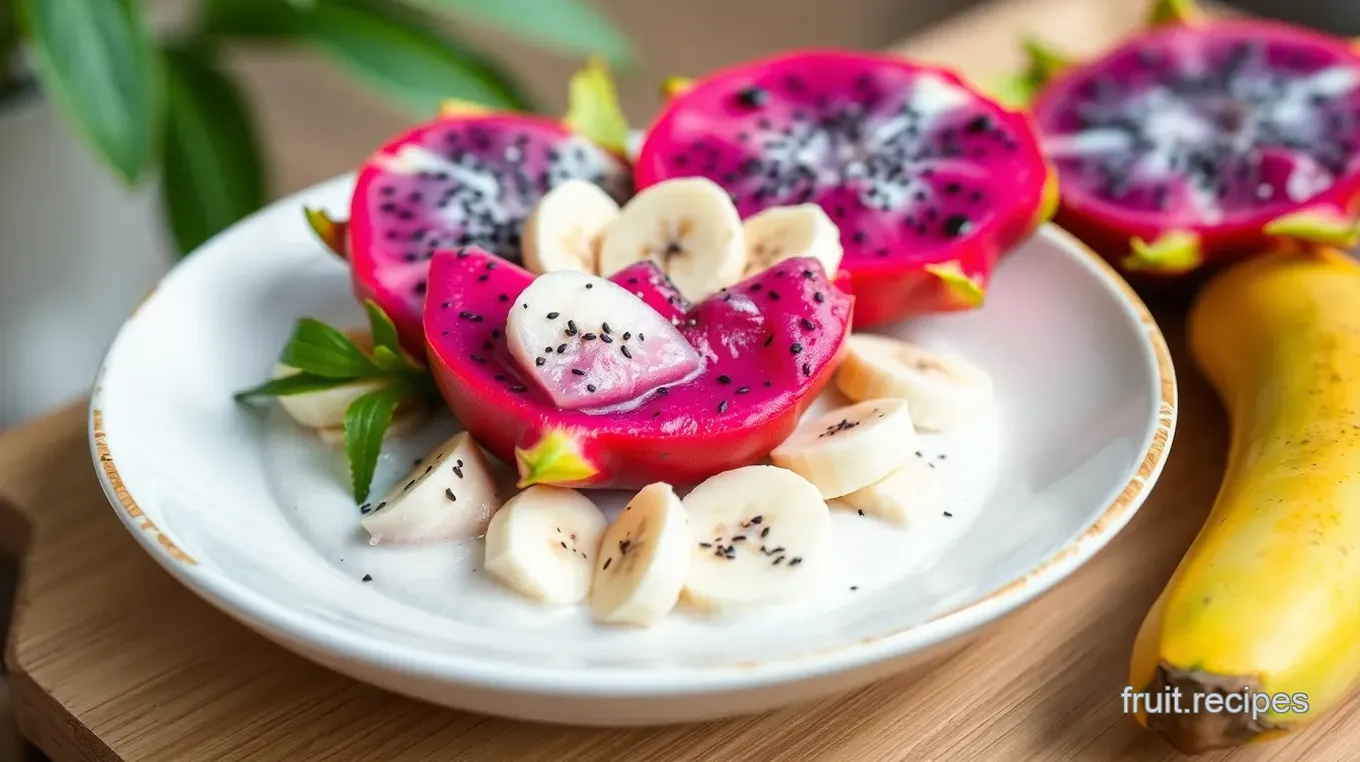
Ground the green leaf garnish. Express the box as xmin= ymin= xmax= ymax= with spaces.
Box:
xmin=344 ymin=386 xmax=404 ymax=503
xmin=364 ymin=299 xmax=402 ymax=357
xmin=233 ymin=371 xmax=346 ymax=400
xmin=235 ymin=302 xmax=437 ymax=505
xmin=278 ymin=318 xmax=382 ymax=378
xmin=371 ymin=345 xmax=405 ymax=372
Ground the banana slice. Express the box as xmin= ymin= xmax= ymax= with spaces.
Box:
xmin=835 ymin=334 xmax=993 ymax=432
xmin=742 ymin=204 xmax=843 ymax=277
xmin=840 ymin=457 xmax=946 ymax=528
xmin=483 ymin=486 xmax=608 ymax=604
xmin=274 ymin=365 xmax=384 ymax=429
xmin=361 ymin=432 xmax=502 ymax=543
xmin=522 ymin=179 xmax=619 ymax=275
xmin=681 ymin=465 xmax=831 ymax=615
xmin=597 ymin=177 xmax=747 ymax=302
xmin=590 ymin=482 xmax=691 ymax=626
xmin=770 ymin=398 xmax=916 ymax=498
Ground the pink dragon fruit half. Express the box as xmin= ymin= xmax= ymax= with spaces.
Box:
xmin=306 ymin=62 xmax=633 ymax=353
xmin=633 ymin=49 xmax=1057 ymax=327
xmin=1024 ymin=0 xmax=1360 ymax=276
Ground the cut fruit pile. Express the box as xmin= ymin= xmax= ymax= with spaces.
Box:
xmin=238 ymin=46 xmax=1015 ymax=628
xmin=269 ymin=325 xmax=992 ymax=627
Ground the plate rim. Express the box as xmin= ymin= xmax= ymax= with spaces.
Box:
xmin=87 ymin=173 xmax=1177 ymax=697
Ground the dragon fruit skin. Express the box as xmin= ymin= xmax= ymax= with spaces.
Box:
xmin=1027 ymin=5 xmax=1360 ymax=278
xmin=634 ymin=49 xmax=1055 ymax=328
xmin=424 ymin=248 xmax=852 ymax=489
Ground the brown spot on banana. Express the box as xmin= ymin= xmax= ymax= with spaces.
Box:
xmin=1143 ymin=662 xmax=1285 ymax=754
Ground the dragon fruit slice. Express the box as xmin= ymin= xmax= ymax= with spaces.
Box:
xmin=633 ymin=49 xmax=1055 ymax=327
xmin=307 ymin=60 xmax=633 ymax=352
xmin=1024 ymin=0 xmax=1360 ymax=276
xmin=424 ymin=247 xmax=852 ymax=489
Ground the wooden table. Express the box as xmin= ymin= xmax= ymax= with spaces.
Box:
xmin=6 ymin=0 xmax=1360 ymax=759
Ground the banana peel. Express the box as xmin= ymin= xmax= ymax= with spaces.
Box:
xmin=1130 ymin=247 xmax=1360 ymax=753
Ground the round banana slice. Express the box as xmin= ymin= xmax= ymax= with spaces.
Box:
xmin=522 ymin=179 xmax=619 ymax=275
xmin=483 ymin=485 xmax=608 ymax=605
xmin=597 ymin=177 xmax=747 ymax=302
xmin=770 ymin=398 xmax=916 ymax=498
xmin=835 ymin=334 xmax=993 ymax=431
xmin=590 ymin=482 xmax=691 ymax=626
xmin=840 ymin=457 xmax=946 ymax=528
xmin=742 ymin=204 xmax=843 ymax=277
xmin=681 ymin=465 xmax=831 ymax=615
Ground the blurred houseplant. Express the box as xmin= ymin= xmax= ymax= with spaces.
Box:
xmin=3 ymin=0 xmax=633 ymax=255
xmin=0 ymin=0 xmax=629 ymax=428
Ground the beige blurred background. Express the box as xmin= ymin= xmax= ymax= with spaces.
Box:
xmin=227 ymin=0 xmax=981 ymax=196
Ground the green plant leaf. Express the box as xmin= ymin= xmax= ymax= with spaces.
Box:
xmin=279 ymin=318 xmax=381 ymax=378
xmin=233 ymin=371 xmax=348 ymax=400
xmin=159 ymin=47 xmax=267 ymax=256
xmin=304 ymin=0 xmax=530 ymax=115
xmin=419 ymin=0 xmax=632 ymax=66
xmin=201 ymin=0 xmax=306 ymax=38
xmin=363 ymin=299 xmax=403 ymax=358
xmin=0 ymin=0 xmax=21 ymax=97
xmin=18 ymin=0 xmax=161 ymax=183
xmin=344 ymin=386 xmax=403 ymax=503
xmin=371 ymin=346 xmax=406 ymax=372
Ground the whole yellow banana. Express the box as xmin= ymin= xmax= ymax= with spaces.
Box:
xmin=1130 ymin=248 xmax=1360 ymax=753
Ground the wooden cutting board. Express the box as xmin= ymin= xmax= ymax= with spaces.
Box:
xmin=6 ymin=0 xmax=1360 ymax=759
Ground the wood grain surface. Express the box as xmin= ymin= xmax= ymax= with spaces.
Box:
xmin=5 ymin=0 xmax=1360 ymax=759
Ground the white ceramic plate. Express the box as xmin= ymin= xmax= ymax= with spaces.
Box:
xmin=90 ymin=174 xmax=1176 ymax=726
